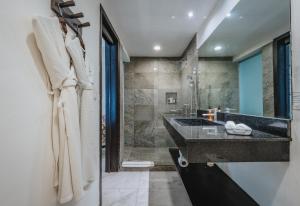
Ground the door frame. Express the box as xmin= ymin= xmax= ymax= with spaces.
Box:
xmin=99 ymin=4 xmax=121 ymax=197
xmin=273 ymin=32 xmax=291 ymax=118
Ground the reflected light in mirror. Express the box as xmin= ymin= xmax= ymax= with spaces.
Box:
xmin=188 ymin=11 xmax=194 ymax=18
xmin=214 ymin=46 xmax=223 ymax=51
xmin=153 ymin=45 xmax=161 ymax=51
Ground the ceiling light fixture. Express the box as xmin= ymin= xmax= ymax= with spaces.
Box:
xmin=188 ymin=11 xmax=194 ymax=18
xmin=226 ymin=13 xmax=231 ymax=18
xmin=153 ymin=67 xmax=158 ymax=71
xmin=154 ymin=45 xmax=161 ymax=51
xmin=214 ymin=46 xmax=222 ymax=51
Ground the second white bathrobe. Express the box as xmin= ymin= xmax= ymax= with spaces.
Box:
xmin=32 ymin=16 xmax=84 ymax=203
xmin=65 ymin=30 xmax=98 ymax=186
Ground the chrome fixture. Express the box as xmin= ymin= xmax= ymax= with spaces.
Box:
xmin=186 ymin=75 xmax=198 ymax=116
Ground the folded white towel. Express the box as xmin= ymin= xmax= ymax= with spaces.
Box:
xmin=225 ymin=121 xmax=252 ymax=136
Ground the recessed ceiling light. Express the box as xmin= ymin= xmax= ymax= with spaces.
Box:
xmin=171 ymin=16 xmax=176 ymax=19
xmin=226 ymin=13 xmax=231 ymax=18
xmin=154 ymin=45 xmax=161 ymax=51
xmin=188 ymin=11 xmax=194 ymax=18
xmin=214 ymin=46 xmax=222 ymax=51
xmin=153 ymin=67 xmax=158 ymax=71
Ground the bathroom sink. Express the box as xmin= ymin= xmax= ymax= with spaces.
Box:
xmin=174 ymin=118 xmax=221 ymax=126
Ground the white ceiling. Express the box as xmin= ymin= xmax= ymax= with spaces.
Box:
xmin=102 ymin=0 xmax=219 ymax=57
xmin=198 ymin=0 xmax=291 ymax=58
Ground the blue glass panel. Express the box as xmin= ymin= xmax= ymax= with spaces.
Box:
xmin=239 ymin=53 xmax=263 ymax=116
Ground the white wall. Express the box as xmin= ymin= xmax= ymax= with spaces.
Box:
xmin=0 ymin=0 xmax=101 ymax=206
xmin=217 ymin=0 xmax=300 ymax=205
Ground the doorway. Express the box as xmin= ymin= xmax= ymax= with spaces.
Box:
xmin=101 ymin=36 xmax=119 ymax=173
xmin=99 ymin=6 xmax=121 ymax=206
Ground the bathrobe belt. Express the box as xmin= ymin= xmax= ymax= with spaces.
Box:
xmin=57 ymin=77 xmax=78 ymax=108
xmin=46 ymin=72 xmax=78 ymax=190
xmin=78 ymin=82 xmax=93 ymax=90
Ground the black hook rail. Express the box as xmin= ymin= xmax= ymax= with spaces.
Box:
xmin=58 ymin=0 xmax=75 ymax=8
xmin=51 ymin=0 xmax=90 ymax=37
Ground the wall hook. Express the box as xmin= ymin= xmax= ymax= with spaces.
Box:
xmin=64 ymin=12 xmax=84 ymax=19
xmin=78 ymin=22 xmax=91 ymax=28
xmin=58 ymin=0 xmax=75 ymax=8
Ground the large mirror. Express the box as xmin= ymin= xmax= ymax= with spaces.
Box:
xmin=197 ymin=0 xmax=291 ymax=119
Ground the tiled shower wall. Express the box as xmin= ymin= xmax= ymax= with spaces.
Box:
xmin=181 ymin=36 xmax=199 ymax=113
xmin=262 ymin=43 xmax=275 ymax=117
xmin=124 ymin=58 xmax=179 ymax=147
xmin=198 ymin=59 xmax=239 ymax=111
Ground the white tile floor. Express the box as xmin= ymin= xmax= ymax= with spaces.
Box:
xmin=102 ymin=171 xmax=150 ymax=206
xmin=102 ymin=171 xmax=192 ymax=206
xmin=102 ymin=148 xmax=191 ymax=206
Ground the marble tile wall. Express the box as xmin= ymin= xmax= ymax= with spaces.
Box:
xmin=197 ymin=59 xmax=239 ymax=111
xmin=124 ymin=57 xmax=179 ymax=147
xmin=180 ymin=36 xmax=199 ymax=114
xmin=262 ymin=43 xmax=275 ymax=117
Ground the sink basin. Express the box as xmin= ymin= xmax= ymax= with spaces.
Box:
xmin=174 ymin=118 xmax=221 ymax=126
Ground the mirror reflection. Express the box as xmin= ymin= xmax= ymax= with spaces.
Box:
xmin=197 ymin=0 xmax=291 ymax=119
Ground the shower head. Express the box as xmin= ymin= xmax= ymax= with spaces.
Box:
xmin=187 ymin=75 xmax=194 ymax=87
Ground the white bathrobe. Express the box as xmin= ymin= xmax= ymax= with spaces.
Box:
xmin=65 ymin=30 xmax=98 ymax=186
xmin=32 ymin=16 xmax=84 ymax=204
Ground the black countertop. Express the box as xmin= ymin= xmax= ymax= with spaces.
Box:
xmin=163 ymin=114 xmax=291 ymax=143
xmin=163 ymin=114 xmax=291 ymax=162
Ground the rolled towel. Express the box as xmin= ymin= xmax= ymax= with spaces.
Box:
xmin=225 ymin=121 xmax=252 ymax=136
xmin=178 ymin=151 xmax=189 ymax=168
xmin=225 ymin=121 xmax=236 ymax=129
xmin=235 ymin=123 xmax=252 ymax=135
